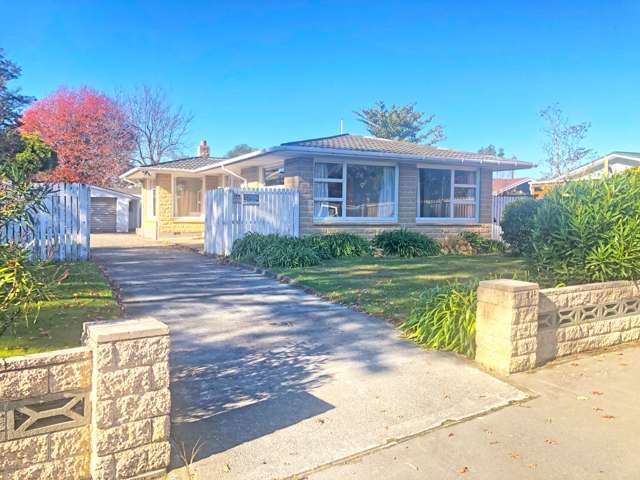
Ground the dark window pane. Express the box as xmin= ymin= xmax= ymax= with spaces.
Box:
xmin=419 ymin=169 xmax=451 ymax=218
xmin=313 ymin=182 xmax=343 ymax=199
xmin=454 ymin=170 xmax=476 ymax=185
xmin=315 ymin=162 xmax=343 ymax=179
xmin=346 ymin=164 xmax=395 ymax=217
xmin=454 ymin=187 xmax=476 ymax=201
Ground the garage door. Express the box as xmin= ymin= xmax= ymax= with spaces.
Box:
xmin=91 ymin=198 xmax=117 ymax=233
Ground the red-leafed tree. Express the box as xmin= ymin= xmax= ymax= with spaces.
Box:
xmin=20 ymin=86 xmax=134 ymax=186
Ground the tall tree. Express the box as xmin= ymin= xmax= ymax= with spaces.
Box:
xmin=225 ymin=144 xmax=256 ymax=158
xmin=540 ymin=103 xmax=593 ymax=178
xmin=354 ymin=101 xmax=445 ymax=145
xmin=118 ymin=85 xmax=192 ymax=166
xmin=0 ymin=49 xmax=34 ymax=165
xmin=21 ymin=86 xmax=134 ymax=186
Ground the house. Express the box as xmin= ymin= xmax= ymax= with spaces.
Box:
xmin=530 ymin=151 xmax=640 ymax=198
xmin=121 ymin=135 xmax=534 ymax=240
xmin=89 ymin=185 xmax=141 ymax=233
xmin=492 ymin=177 xmax=532 ymax=196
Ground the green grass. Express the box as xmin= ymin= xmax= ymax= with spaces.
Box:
xmin=0 ymin=262 xmax=120 ymax=358
xmin=275 ymin=255 xmax=527 ymax=324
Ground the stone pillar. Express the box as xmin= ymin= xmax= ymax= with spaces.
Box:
xmin=475 ymin=279 xmax=540 ymax=375
xmin=84 ymin=318 xmax=171 ymax=480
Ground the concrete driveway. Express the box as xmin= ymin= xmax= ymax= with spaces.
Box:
xmin=91 ymin=234 xmax=526 ymax=480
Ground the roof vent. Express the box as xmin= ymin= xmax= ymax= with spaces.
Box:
xmin=198 ymin=139 xmax=210 ymax=157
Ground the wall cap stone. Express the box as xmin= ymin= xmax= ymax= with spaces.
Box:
xmin=84 ymin=318 xmax=169 ymax=344
xmin=540 ymin=280 xmax=640 ymax=295
xmin=478 ymin=279 xmax=539 ymax=292
xmin=0 ymin=347 xmax=91 ymax=373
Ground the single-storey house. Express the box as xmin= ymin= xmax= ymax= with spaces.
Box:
xmin=531 ymin=151 xmax=640 ymax=198
xmin=121 ymin=135 xmax=533 ymax=240
xmin=492 ymin=177 xmax=532 ymax=196
xmin=89 ymin=185 xmax=141 ymax=233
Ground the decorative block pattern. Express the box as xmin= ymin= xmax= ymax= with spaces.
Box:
xmin=476 ymin=280 xmax=640 ymax=374
xmin=0 ymin=347 xmax=92 ymax=479
xmin=0 ymin=318 xmax=171 ymax=480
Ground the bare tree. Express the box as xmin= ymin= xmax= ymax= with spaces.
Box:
xmin=540 ymin=103 xmax=593 ymax=178
xmin=119 ymin=86 xmax=193 ymax=166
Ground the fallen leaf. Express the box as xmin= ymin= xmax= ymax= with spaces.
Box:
xmin=448 ymin=432 xmax=455 ymax=438
xmin=591 ymin=391 xmax=604 ymax=396
xmin=571 ymin=362 xmax=580 ymax=367
xmin=602 ymin=415 xmax=616 ymax=420
xmin=459 ymin=466 xmax=469 ymax=474
xmin=593 ymin=407 xmax=604 ymax=412
xmin=223 ymin=463 xmax=231 ymax=472
xmin=509 ymin=452 xmax=520 ymax=459
xmin=489 ymin=440 xmax=500 ymax=445
xmin=576 ymin=396 xmax=589 ymax=401
xmin=528 ymin=463 xmax=538 ymax=469
xmin=545 ymin=438 xmax=558 ymax=445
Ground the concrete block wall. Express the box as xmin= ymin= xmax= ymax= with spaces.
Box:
xmin=0 ymin=347 xmax=92 ymax=479
xmin=0 ymin=318 xmax=171 ymax=480
xmin=476 ymin=279 xmax=640 ymax=374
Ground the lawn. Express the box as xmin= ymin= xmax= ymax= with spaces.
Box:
xmin=275 ymin=255 xmax=527 ymax=324
xmin=0 ymin=262 xmax=120 ymax=358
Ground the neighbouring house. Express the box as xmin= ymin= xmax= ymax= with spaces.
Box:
xmin=492 ymin=177 xmax=532 ymax=196
xmin=121 ymin=135 xmax=534 ymax=240
xmin=530 ymin=151 xmax=640 ymax=198
xmin=89 ymin=185 xmax=141 ymax=233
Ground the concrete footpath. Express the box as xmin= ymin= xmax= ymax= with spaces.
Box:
xmin=91 ymin=234 xmax=526 ymax=480
xmin=310 ymin=344 xmax=640 ymax=480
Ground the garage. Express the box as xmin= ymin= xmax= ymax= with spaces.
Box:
xmin=91 ymin=198 xmax=118 ymax=232
xmin=90 ymin=186 xmax=141 ymax=233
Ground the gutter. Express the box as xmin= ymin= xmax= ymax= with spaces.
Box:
xmin=221 ymin=165 xmax=248 ymax=186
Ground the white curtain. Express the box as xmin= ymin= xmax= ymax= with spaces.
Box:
xmin=377 ymin=166 xmax=395 ymax=217
xmin=314 ymin=163 xmax=329 ymax=217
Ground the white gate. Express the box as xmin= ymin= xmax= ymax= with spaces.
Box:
xmin=204 ymin=188 xmax=299 ymax=256
xmin=491 ymin=195 xmax=532 ymax=240
xmin=1 ymin=183 xmax=91 ymax=261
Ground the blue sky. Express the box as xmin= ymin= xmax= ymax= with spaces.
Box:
xmin=3 ymin=1 xmax=639 ymax=177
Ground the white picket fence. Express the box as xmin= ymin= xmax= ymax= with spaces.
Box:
xmin=491 ymin=194 xmax=533 ymax=240
xmin=204 ymin=187 xmax=299 ymax=256
xmin=1 ymin=183 xmax=91 ymax=261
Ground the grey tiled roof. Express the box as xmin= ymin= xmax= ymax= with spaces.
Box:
xmin=282 ymin=134 xmax=528 ymax=165
xmin=146 ymin=156 xmax=224 ymax=170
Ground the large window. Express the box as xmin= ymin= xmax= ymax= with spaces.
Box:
xmin=313 ymin=161 xmax=396 ymax=221
xmin=174 ymin=177 xmax=203 ymax=217
xmin=418 ymin=167 xmax=478 ymax=220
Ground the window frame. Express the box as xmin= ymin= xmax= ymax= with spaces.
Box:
xmin=147 ymin=178 xmax=157 ymax=220
xmin=312 ymin=158 xmax=399 ymax=224
xmin=172 ymin=174 xmax=205 ymax=220
xmin=260 ymin=165 xmax=285 ymax=187
xmin=416 ymin=164 xmax=480 ymax=224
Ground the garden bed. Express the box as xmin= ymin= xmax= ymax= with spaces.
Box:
xmin=273 ymin=255 xmax=527 ymax=324
xmin=0 ymin=261 xmax=120 ymax=358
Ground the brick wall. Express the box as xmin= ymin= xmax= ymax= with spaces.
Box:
xmin=283 ymin=156 xmax=494 ymax=239
xmin=0 ymin=318 xmax=171 ymax=480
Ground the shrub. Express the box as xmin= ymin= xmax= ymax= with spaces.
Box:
xmin=401 ymin=281 xmax=478 ymax=358
xmin=303 ymin=233 xmax=369 ymax=259
xmin=500 ymin=198 xmax=540 ymax=255
xmin=372 ymin=229 xmax=441 ymax=257
xmin=230 ymin=233 xmax=321 ymax=268
xmin=459 ymin=231 xmax=506 ymax=254
xmin=529 ymin=169 xmax=640 ymax=284
xmin=255 ymin=239 xmax=321 ymax=268
xmin=440 ymin=235 xmax=474 ymax=256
